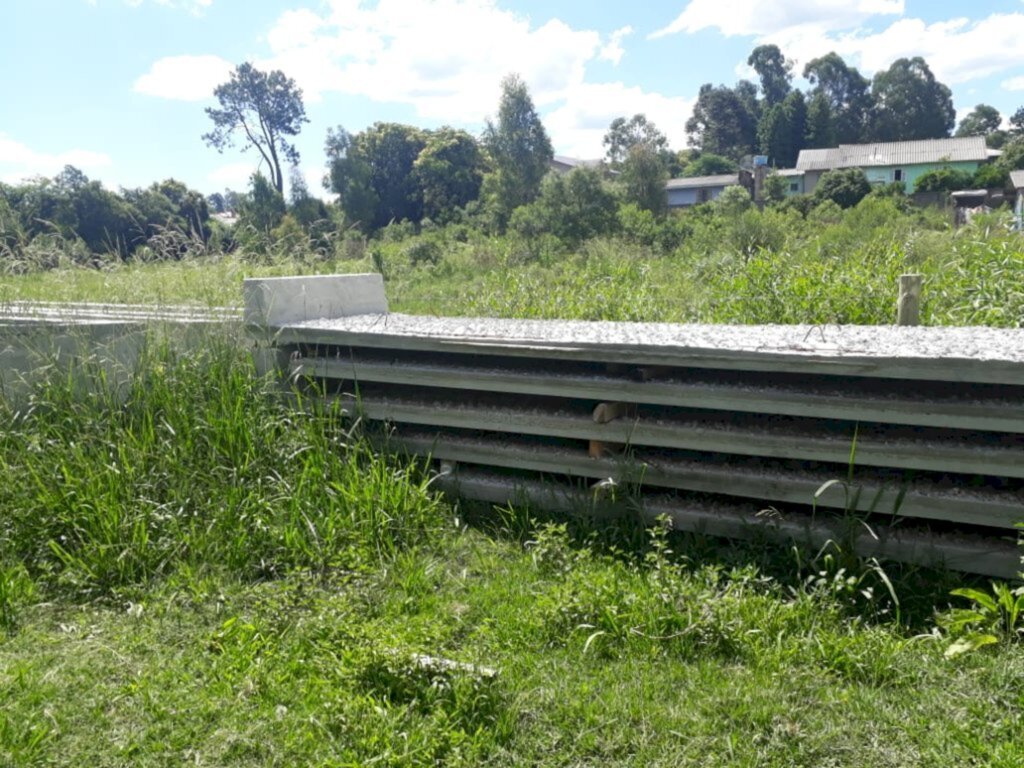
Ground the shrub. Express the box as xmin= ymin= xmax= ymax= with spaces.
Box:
xmin=914 ymin=167 xmax=974 ymax=193
xmin=814 ymin=168 xmax=871 ymax=208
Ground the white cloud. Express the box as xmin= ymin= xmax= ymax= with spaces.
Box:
xmin=545 ymin=83 xmax=693 ymax=158
xmin=0 ymin=134 xmax=112 ymax=185
xmin=765 ymin=13 xmax=1024 ymax=85
xmin=206 ymin=161 xmax=261 ymax=190
xmin=650 ymin=0 xmax=904 ymax=39
xmin=599 ymin=26 xmax=634 ymax=66
xmin=133 ymin=54 xmax=233 ymax=101
xmin=1002 ymin=75 xmax=1024 ymax=91
xmin=257 ymin=0 xmax=602 ymax=115
xmin=124 ymin=0 xmax=212 ymax=14
xmin=250 ymin=1 xmax=690 ymax=156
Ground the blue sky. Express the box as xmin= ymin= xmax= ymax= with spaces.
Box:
xmin=5 ymin=0 xmax=1024 ymax=196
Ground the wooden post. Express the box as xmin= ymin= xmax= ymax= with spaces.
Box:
xmin=897 ymin=274 xmax=923 ymax=326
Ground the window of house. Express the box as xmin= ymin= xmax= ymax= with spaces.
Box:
xmin=894 ymin=169 xmax=903 ymax=182
xmin=789 ymin=182 xmax=799 ymax=192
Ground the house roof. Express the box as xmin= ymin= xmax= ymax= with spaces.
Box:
xmin=665 ymin=174 xmax=741 ymax=190
xmin=796 ymin=137 xmax=992 ymax=171
xmin=551 ymin=155 xmax=604 ymax=169
xmin=1011 ymin=170 xmax=1024 ymax=190
xmin=774 ymin=168 xmax=804 ymax=177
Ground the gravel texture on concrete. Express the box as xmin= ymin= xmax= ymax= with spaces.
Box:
xmin=294 ymin=313 xmax=1024 ymax=364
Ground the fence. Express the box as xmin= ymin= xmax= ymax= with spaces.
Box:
xmin=246 ymin=273 xmax=1024 ymax=578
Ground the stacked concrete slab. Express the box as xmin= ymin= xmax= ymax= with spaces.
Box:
xmin=0 ymin=301 xmax=237 ymax=405
xmin=245 ymin=274 xmax=1024 ymax=577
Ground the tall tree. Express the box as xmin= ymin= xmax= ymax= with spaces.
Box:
xmin=603 ymin=114 xmax=668 ymax=167
xmin=955 ymin=104 xmax=1002 ymax=137
xmin=803 ymin=52 xmax=873 ymax=144
xmin=759 ymin=91 xmax=806 ymax=168
xmin=804 ymin=91 xmax=836 ymax=149
xmin=482 ymin=74 xmax=554 ymax=221
xmin=620 ymin=143 xmax=669 ymax=215
xmin=203 ymin=63 xmax=308 ymax=195
xmin=747 ymin=44 xmax=792 ymax=107
xmin=413 ymin=127 xmax=486 ymax=223
xmin=325 ymin=123 xmax=427 ymax=230
xmin=686 ymin=84 xmax=757 ymax=160
xmin=870 ymin=57 xmax=955 ymax=141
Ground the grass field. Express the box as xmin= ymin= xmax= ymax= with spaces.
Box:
xmin=2 ymin=204 xmax=1024 ymax=765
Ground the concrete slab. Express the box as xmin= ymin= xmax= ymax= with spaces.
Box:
xmin=295 ymin=354 xmax=1024 ymax=434
xmin=279 ymin=314 xmax=1024 ymax=385
xmin=243 ymin=274 xmax=387 ymax=329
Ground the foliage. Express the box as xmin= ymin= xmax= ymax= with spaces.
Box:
xmin=803 ymin=52 xmax=873 ymax=144
xmin=482 ymin=74 xmax=554 ymax=226
xmin=511 ymin=167 xmax=618 ymax=245
xmin=203 ymin=62 xmax=308 ymax=194
xmin=913 ymin=167 xmax=974 ymax=193
xmin=941 ymin=582 xmax=1024 ymax=657
xmin=686 ymin=84 xmax=757 ymax=160
xmin=763 ymin=172 xmax=788 ymax=204
xmin=715 ymin=185 xmax=753 ymax=217
xmin=759 ymin=91 xmax=806 ymax=168
xmin=748 ymin=44 xmax=793 ymax=106
xmin=803 ymin=91 xmax=836 ymax=149
xmin=413 ymin=127 xmax=485 ymax=224
xmin=971 ymin=164 xmax=1009 ymax=190
xmin=603 ymin=114 xmax=668 ymax=167
xmin=618 ymin=143 xmax=668 ymax=215
xmin=955 ymin=104 xmax=1002 ymax=138
xmin=870 ymin=57 xmax=955 ymax=141
xmin=680 ymin=153 xmax=737 ymax=178
xmin=813 ymin=168 xmax=871 ymax=208
xmin=238 ymin=173 xmax=286 ymax=233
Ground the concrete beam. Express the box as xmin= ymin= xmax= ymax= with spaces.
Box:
xmin=296 ymin=356 xmax=1024 ymax=434
xmin=242 ymin=274 xmax=387 ymax=329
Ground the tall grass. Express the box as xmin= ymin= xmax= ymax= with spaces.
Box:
xmin=0 ymin=329 xmax=448 ymax=599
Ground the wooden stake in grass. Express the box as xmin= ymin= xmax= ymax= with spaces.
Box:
xmin=897 ymin=274 xmax=923 ymax=326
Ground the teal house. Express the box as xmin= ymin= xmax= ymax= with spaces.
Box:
xmin=794 ymin=136 xmax=999 ymax=194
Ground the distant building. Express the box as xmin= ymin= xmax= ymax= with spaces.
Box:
xmin=550 ymin=155 xmax=606 ymax=174
xmin=795 ymin=136 xmax=999 ymax=194
xmin=665 ymin=171 xmax=753 ymax=208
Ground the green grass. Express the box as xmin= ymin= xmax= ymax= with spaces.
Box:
xmin=3 ymin=203 xmax=1024 ymax=765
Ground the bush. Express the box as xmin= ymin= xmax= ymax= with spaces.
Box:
xmin=914 ymin=167 xmax=974 ymax=193
xmin=715 ymin=185 xmax=753 ymax=217
xmin=972 ymin=164 xmax=1009 ymax=190
xmin=814 ymin=168 xmax=871 ymax=208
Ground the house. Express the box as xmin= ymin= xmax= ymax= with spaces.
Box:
xmin=795 ymin=136 xmax=999 ymax=194
xmin=550 ymin=155 xmax=605 ymax=174
xmin=775 ymin=168 xmax=806 ymax=196
xmin=665 ymin=171 xmax=753 ymax=208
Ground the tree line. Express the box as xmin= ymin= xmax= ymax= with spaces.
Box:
xmin=4 ymin=46 xmax=1024 ymax=266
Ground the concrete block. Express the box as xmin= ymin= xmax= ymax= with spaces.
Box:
xmin=243 ymin=274 xmax=387 ymax=329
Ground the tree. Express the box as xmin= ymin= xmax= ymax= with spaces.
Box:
xmin=870 ymin=57 xmax=955 ymax=141
xmin=759 ymin=91 xmax=806 ymax=168
xmin=619 ymin=142 xmax=669 ymax=215
xmin=203 ymin=63 xmax=308 ymax=195
xmin=680 ymin=153 xmax=737 ymax=177
xmin=913 ymin=167 xmax=974 ymax=193
xmin=956 ymin=104 xmax=1002 ymax=138
xmin=685 ymin=84 xmax=757 ymax=160
xmin=324 ymin=123 xmax=427 ymax=230
xmin=747 ymin=44 xmax=792 ymax=107
xmin=603 ymin=114 xmax=668 ymax=167
xmin=239 ymin=172 xmax=286 ymax=233
xmin=413 ymin=127 xmax=485 ymax=223
xmin=511 ymin=167 xmax=618 ymax=244
xmin=482 ymin=74 xmax=554 ymax=223
xmin=1010 ymin=107 xmax=1024 ymax=135
xmin=803 ymin=52 xmax=873 ymax=144
xmin=813 ymin=168 xmax=870 ymax=208
xmin=804 ymin=92 xmax=835 ymax=149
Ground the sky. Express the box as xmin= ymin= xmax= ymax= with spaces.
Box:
xmin=5 ymin=0 xmax=1024 ymax=197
